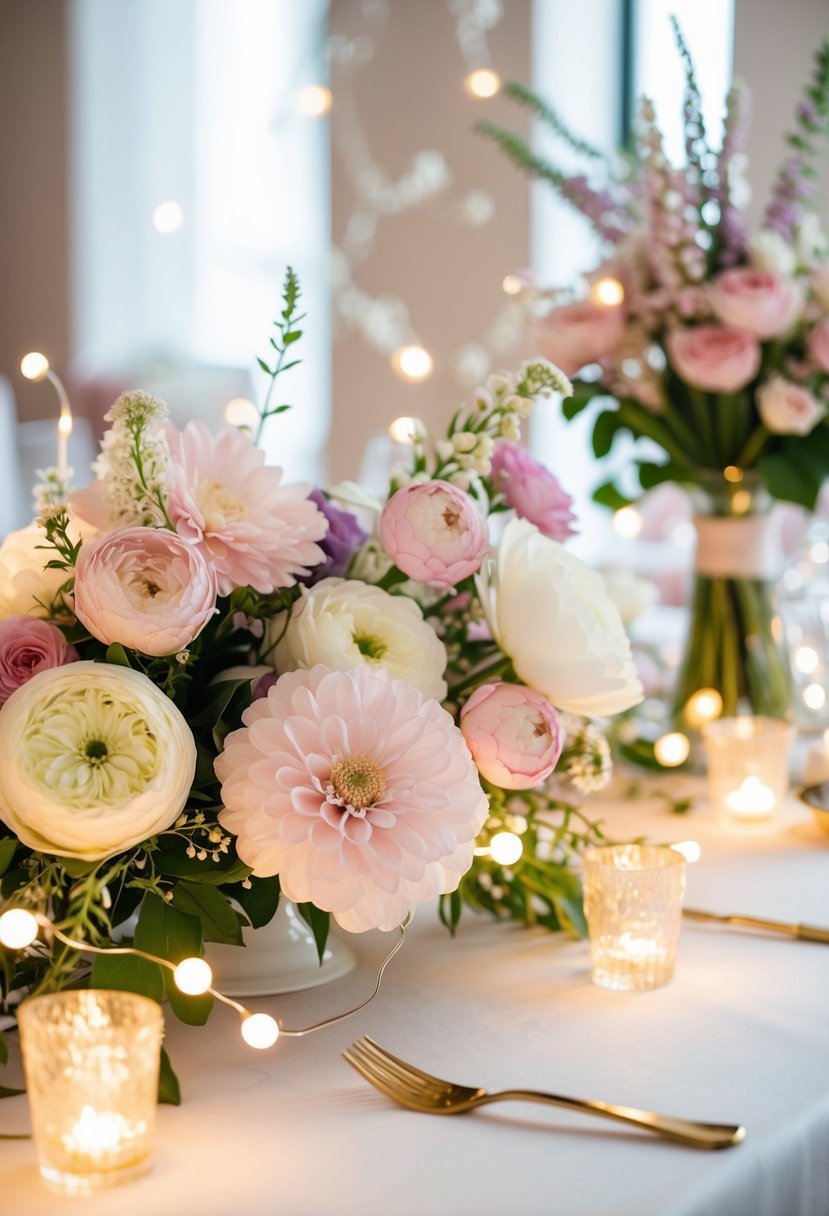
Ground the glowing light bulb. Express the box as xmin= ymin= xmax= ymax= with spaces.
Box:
xmin=795 ymin=645 xmax=820 ymax=675
xmin=683 ymin=688 xmax=723 ymax=729
xmin=173 ymin=957 xmax=213 ymax=996
xmin=653 ymin=732 xmax=690 ymax=767
xmin=152 ymin=200 xmax=184 ymax=234
xmin=0 ymin=908 xmax=39 ymax=950
xmin=388 ymin=416 xmax=425 ymax=445
xmin=391 ymin=345 xmax=434 ymax=382
xmin=723 ymin=465 xmax=743 ymax=484
xmin=612 ymin=506 xmax=643 ymax=539
xmin=672 ymin=840 xmax=701 ymax=864
xmin=464 ymin=68 xmax=501 ymax=99
xmin=297 ymin=84 xmax=332 ymax=116
xmin=803 ymin=683 xmax=826 ymax=711
xmin=241 ymin=1012 xmax=280 ymax=1049
xmin=20 ymin=352 xmax=50 ymax=381
xmin=589 ymin=277 xmax=625 ymax=307
xmin=489 ymin=831 xmax=523 ymax=866
xmin=502 ymin=274 xmax=522 ymax=295
xmin=810 ymin=541 xmax=829 ymax=564
xmin=732 ymin=489 xmax=751 ymax=515
xmin=224 ymin=397 xmax=260 ymax=429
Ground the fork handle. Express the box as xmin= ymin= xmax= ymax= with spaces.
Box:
xmin=481 ymin=1091 xmax=745 ymax=1150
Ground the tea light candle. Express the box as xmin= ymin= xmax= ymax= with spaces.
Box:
xmin=62 ymin=1105 xmax=148 ymax=1169
xmin=724 ymin=775 xmax=777 ymax=818
xmin=703 ymin=716 xmax=793 ymax=824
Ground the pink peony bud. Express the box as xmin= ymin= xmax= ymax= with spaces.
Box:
xmin=379 ymin=482 xmax=488 ymax=588
xmin=491 ymin=442 xmax=576 ymax=542
xmin=709 ymin=268 xmax=802 ymax=339
xmin=666 ymin=325 xmax=761 ymax=393
xmin=73 ymin=526 xmax=218 ymax=657
xmin=460 ymin=681 xmax=562 ymax=790
xmin=0 ymin=616 xmax=79 ymax=705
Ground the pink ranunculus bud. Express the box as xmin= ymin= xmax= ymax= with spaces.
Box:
xmin=534 ymin=300 xmax=625 ymax=377
xmin=756 ymin=375 xmax=824 ymax=436
xmin=379 ymin=482 xmax=488 ymax=588
xmin=0 ymin=616 xmax=79 ymax=705
xmin=666 ymin=325 xmax=761 ymax=393
xmin=460 ymin=681 xmax=563 ymax=790
xmin=491 ymin=442 xmax=576 ymax=542
xmin=807 ymin=317 xmax=829 ymax=373
xmin=73 ymin=526 xmax=218 ymax=657
xmin=709 ymin=268 xmax=802 ymax=339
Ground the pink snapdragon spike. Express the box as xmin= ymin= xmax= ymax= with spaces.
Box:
xmin=666 ymin=325 xmax=761 ymax=393
xmin=0 ymin=617 xmax=79 ymax=705
xmin=709 ymin=268 xmax=802 ymax=339
xmin=535 ymin=299 xmax=625 ymax=377
xmin=491 ymin=442 xmax=576 ymax=543
xmin=165 ymin=421 xmax=328 ymax=597
xmin=379 ymin=481 xmax=488 ymax=588
xmin=215 ymin=664 xmax=488 ymax=933
xmin=73 ymin=526 xmax=218 ymax=657
xmin=460 ymin=682 xmax=563 ymax=790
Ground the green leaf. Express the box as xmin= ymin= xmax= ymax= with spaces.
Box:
xmin=0 ymin=1085 xmax=26 ymax=1100
xmin=135 ymin=893 xmax=214 ymax=1025
xmin=438 ymin=889 xmax=462 ymax=936
xmin=229 ymin=875 xmax=280 ymax=929
xmin=60 ymin=858 xmax=99 ymax=879
xmin=158 ymin=1047 xmax=181 ymax=1106
xmin=90 ymin=949 xmax=165 ymax=1004
xmin=591 ymin=409 xmax=620 ymax=459
xmin=637 ymin=460 xmax=696 ymax=491
xmin=105 ymin=642 xmax=133 ymax=668
xmin=592 ymin=480 xmax=634 ymax=510
xmin=256 ymin=356 xmax=273 ymax=376
xmin=172 ymin=882 xmax=244 ymax=946
xmin=190 ymin=678 xmax=251 ymax=730
xmin=0 ymin=838 xmax=17 ymax=878
xmin=296 ymin=902 xmax=329 ymax=963
xmin=154 ymin=850 xmax=250 ymax=886
xmin=0 ymin=1031 xmax=7 ymax=1066
xmin=758 ymin=451 xmax=821 ymax=509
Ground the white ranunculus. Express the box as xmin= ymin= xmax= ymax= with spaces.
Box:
xmin=747 ymin=230 xmax=797 ymax=277
xmin=756 ymin=374 xmax=824 ymax=436
xmin=269 ymin=577 xmax=448 ymax=701
xmin=0 ymin=661 xmax=196 ymax=860
xmin=599 ymin=565 xmax=659 ymax=627
xmin=477 ymin=519 xmax=644 ymax=717
xmin=0 ymin=522 xmax=69 ymax=619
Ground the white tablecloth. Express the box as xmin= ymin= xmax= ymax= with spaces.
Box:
xmin=2 ymin=783 xmax=829 ymax=1216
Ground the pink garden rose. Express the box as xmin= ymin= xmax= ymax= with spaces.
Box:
xmin=216 ymin=664 xmax=488 ymax=932
xmin=807 ymin=317 xmax=829 ymax=373
xmin=710 ymin=268 xmax=802 ymax=338
xmin=73 ymin=526 xmax=218 ymax=657
xmin=380 ymin=481 xmax=488 ymax=588
xmin=460 ymin=682 xmax=562 ymax=790
xmin=491 ymin=442 xmax=576 ymax=542
xmin=165 ymin=422 xmax=327 ymax=597
xmin=756 ymin=375 xmax=824 ymax=436
xmin=666 ymin=325 xmax=761 ymax=393
xmin=535 ymin=300 xmax=625 ymax=376
xmin=0 ymin=616 xmax=78 ymax=705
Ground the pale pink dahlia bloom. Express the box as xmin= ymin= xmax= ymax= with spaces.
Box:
xmin=490 ymin=442 xmax=576 ymax=542
xmin=215 ymin=664 xmax=488 ymax=933
xmin=165 ymin=422 xmax=327 ymax=596
xmin=379 ymin=482 xmax=488 ymax=588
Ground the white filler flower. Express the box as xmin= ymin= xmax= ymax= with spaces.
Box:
xmin=0 ymin=661 xmax=196 ymax=860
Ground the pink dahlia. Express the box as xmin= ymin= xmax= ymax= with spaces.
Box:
xmin=215 ymin=664 xmax=488 ymax=932
xmin=0 ymin=616 xmax=78 ymax=705
xmin=165 ymin=422 xmax=328 ymax=596
xmin=490 ymin=442 xmax=576 ymax=542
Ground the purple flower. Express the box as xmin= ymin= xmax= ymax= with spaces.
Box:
xmin=491 ymin=443 xmax=576 ymax=542
xmin=304 ymin=489 xmax=367 ymax=584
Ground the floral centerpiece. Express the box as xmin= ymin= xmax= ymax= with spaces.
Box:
xmin=480 ymin=24 xmax=829 ymax=723
xmin=0 ymin=272 xmax=641 ymax=1097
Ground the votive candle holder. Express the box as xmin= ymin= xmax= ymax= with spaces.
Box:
xmin=583 ymin=844 xmax=687 ymax=991
xmin=702 ymin=716 xmax=794 ymax=824
xmin=18 ymin=989 xmax=163 ymax=1195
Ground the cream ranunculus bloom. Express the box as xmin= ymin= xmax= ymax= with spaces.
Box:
xmin=0 ymin=661 xmax=196 ymax=860
xmin=269 ymin=577 xmax=448 ymax=701
xmin=477 ymin=519 xmax=643 ymax=717
xmin=0 ymin=522 xmax=70 ymax=619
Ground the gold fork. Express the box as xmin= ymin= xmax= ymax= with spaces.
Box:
xmin=343 ymin=1037 xmax=745 ymax=1150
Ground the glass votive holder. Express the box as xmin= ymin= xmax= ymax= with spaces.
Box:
xmin=18 ymin=989 xmax=163 ymax=1195
xmin=702 ymin=716 xmax=794 ymax=824
xmin=583 ymin=844 xmax=687 ymax=991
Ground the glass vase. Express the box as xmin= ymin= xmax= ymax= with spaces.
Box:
xmin=671 ymin=473 xmax=792 ymax=722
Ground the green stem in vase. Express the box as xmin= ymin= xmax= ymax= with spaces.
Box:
xmin=736 ymin=424 xmax=771 ymax=469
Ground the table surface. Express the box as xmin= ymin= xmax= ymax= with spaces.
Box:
xmin=2 ymin=780 xmax=828 ymax=1216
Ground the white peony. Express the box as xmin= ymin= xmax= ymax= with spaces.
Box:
xmin=0 ymin=661 xmax=196 ymax=860
xmin=269 ymin=577 xmax=448 ymax=701
xmin=599 ymin=565 xmax=659 ymax=626
xmin=477 ymin=519 xmax=643 ymax=717
xmin=0 ymin=522 xmax=70 ymax=619
xmin=747 ymin=230 xmax=797 ymax=277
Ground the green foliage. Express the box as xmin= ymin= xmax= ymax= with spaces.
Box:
xmin=158 ymin=1047 xmax=182 ymax=1106
xmin=171 ymin=882 xmax=244 ymax=946
xmin=254 ymin=266 xmax=306 ymax=444
xmin=296 ymin=902 xmax=330 ymax=963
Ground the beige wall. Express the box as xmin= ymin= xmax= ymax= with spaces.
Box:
xmin=0 ymin=0 xmax=70 ymax=422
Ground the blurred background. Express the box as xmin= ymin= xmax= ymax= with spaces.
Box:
xmin=0 ymin=0 xmax=826 ymax=554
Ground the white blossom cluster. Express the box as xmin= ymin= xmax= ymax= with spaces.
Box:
xmin=92 ymin=390 xmax=170 ymax=526
xmin=32 ymin=466 xmax=73 ymax=514
xmin=558 ymin=718 xmax=613 ymax=794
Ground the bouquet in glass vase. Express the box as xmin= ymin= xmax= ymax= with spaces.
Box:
xmin=480 ymin=24 xmax=829 ymax=723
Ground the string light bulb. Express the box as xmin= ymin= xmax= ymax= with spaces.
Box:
xmin=297 ymin=84 xmax=332 ymax=116
xmin=152 ymin=200 xmax=184 ymax=234
xmin=241 ymin=1012 xmax=280 ymax=1050
xmin=388 ymin=416 xmax=425 ymax=445
xmin=502 ymin=274 xmax=522 ymax=295
xmin=0 ymin=907 xmax=40 ymax=950
xmin=672 ymin=841 xmax=701 ymax=863
xmin=488 ymin=831 xmax=523 ymax=866
xmin=794 ymin=645 xmax=820 ymax=675
xmin=683 ymin=688 xmax=723 ymax=729
xmin=803 ymin=683 xmax=826 ymax=711
xmin=20 ymin=352 xmax=50 ymax=381
xmin=464 ymin=68 xmax=501 ymax=99
xmin=391 ymin=345 xmax=434 ymax=382
xmin=589 ymin=277 xmax=625 ymax=307
xmin=224 ymin=397 xmax=260 ymax=430
xmin=612 ymin=505 xmax=643 ymax=539
xmin=653 ymin=732 xmax=691 ymax=767
xmin=173 ymin=957 xmax=214 ymax=996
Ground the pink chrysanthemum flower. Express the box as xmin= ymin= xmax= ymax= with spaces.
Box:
xmin=215 ymin=664 xmax=488 ymax=933
xmin=491 ymin=442 xmax=577 ymax=542
xmin=165 ymin=421 xmax=328 ymax=596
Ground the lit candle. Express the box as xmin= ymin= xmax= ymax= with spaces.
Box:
xmin=613 ymin=932 xmax=667 ymax=964
xmin=724 ymin=775 xmax=777 ymax=819
xmin=61 ymin=1105 xmax=147 ymax=1171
